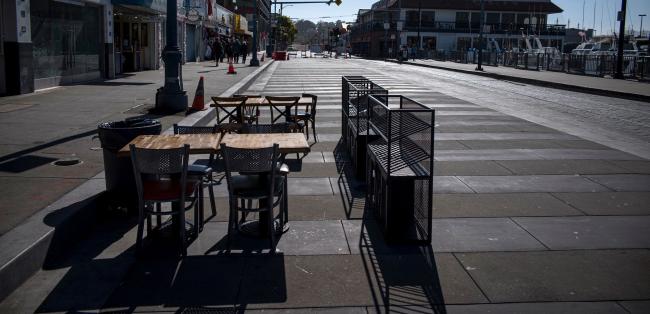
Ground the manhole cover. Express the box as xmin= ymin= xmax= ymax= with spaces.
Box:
xmin=0 ymin=104 xmax=36 ymax=113
xmin=52 ymin=158 xmax=82 ymax=166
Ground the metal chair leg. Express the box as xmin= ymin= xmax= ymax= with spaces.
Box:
xmin=136 ymin=204 xmax=145 ymax=255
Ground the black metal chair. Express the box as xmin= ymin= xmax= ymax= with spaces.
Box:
xmin=130 ymin=144 xmax=199 ymax=256
xmin=290 ymin=93 xmax=318 ymax=141
xmin=173 ymin=124 xmax=218 ymax=229
xmin=220 ymin=143 xmax=286 ymax=252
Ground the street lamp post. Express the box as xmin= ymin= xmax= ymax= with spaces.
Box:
xmin=475 ymin=0 xmax=484 ymax=71
xmin=615 ymin=0 xmax=627 ymax=79
xmin=250 ymin=0 xmax=260 ymax=66
xmin=155 ymin=0 xmax=188 ymax=112
xmin=640 ymin=14 xmax=647 ymax=38
xmin=384 ymin=21 xmax=390 ymax=60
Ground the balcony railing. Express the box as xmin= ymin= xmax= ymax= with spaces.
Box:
xmin=351 ymin=21 xmax=566 ymax=36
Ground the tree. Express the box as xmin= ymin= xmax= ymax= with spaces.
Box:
xmin=277 ymin=15 xmax=298 ymax=46
xmin=295 ymin=20 xmax=317 ymax=45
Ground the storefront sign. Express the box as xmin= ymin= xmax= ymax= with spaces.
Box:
xmin=187 ymin=9 xmax=200 ymax=22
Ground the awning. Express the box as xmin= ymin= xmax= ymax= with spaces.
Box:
xmin=112 ymin=0 xmax=166 ymax=14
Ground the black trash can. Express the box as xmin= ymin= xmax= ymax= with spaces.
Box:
xmin=97 ymin=118 xmax=162 ymax=209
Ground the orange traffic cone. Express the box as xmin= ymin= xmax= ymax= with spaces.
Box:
xmin=191 ymin=76 xmax=206 ymax=111
xmin=227 ymin=61 xmax=237 ymax=75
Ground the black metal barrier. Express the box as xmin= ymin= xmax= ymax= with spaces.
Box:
xmin=365 ymin=95 xmax=435 ymax=244
xmin=341 ymin=76 xmax=388 ymax=180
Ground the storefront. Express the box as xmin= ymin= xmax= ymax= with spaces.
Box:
xmin=30 ymin=0 xmax=104 ymax=89
xmin=111 ymin=0 xmax=165 ymax=74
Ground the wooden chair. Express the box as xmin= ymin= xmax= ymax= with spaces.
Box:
xmin=211 ymin=96 xmax=247 ymax=133
xmin=290 ymin=93 xmax=318 ymax=141
xmin=265 ymin=96 xmax=300 ymax=124
xmin=233 ymin=94 xmax=263 ymax=125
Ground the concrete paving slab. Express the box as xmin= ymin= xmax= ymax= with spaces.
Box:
xmin=458 ymin=139 xmax=564 ymax=149
xmin=618 ymin=300 xmax=650 ymax=314
xmin=432 ymin=176 xmax=475 ymax=194
xmin=607 ymin=160 xmax=650 ymax=174
xmin=455 ymin=250 xmax=650 ymax=303
xmin=434 ymin=161 xmax=514 ymax=176
xmin=247 ymin=307 xmax=368 ymax=313
xmin=103 ymin=256 xmax=246 ymax=311
xmin=444 ymin=302 xmax=628 ymax=314
xmin=513 ymin=216 xmax=650 ymax=250
xmin=437 ymin=124 xmax=557 ymax=133
xmin=586 ymin=175 xmax=650 ymax=192
xmin=457 ymin=175 xmax=611 ymax=193
xmin=437 ymin=133 xmax=578 ymax=141
xmin=432 ymin=193 xmax=583 ymax=218
xmin=435 ymin=149 xmax=542 ymax=161
xmin=360 ymin=253 xmax=488 ymax=308
xmin=496 ymin=160 xmax=630 ymax=175
xmin=0 ymin=176 xmax=85 ymax=235
xmin=430 ymin=218 xmax=546 ymax=252
xmin=529 ymin=149 xmax=641 ymax=161
xmin=277 ymin=220 xmax=349 ymax=256
xmin=239 ymin=255 xmax=377 ymax=309
xmin=551 ymin=192 xmax=650 ymax=216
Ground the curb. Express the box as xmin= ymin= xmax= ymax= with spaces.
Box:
xmin=0 ymin=59 xmax=275 ymax=302
xmin=387 ymin=59 xmax=650 ymax=103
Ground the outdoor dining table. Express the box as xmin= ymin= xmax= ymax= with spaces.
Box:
xmin=118 ymin=132 xmax=311 ymax=238
xmin=211 ymin=96 xmax=314 ymax=124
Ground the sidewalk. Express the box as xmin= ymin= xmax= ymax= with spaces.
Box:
xmin=0 ymin=60 xmax=261 ymax=236
xmin=1 ymin=58 xmax=648 ymax=313
xmin=390 ymin=58 xmax=650 ymax=102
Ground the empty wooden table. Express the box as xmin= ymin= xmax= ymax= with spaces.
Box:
xmin=118 ymin=134 xmax=222 ymax=156
xmin=219 ymin=133 xmax=310 ymax=154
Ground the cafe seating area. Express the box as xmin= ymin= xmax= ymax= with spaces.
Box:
xmin=119 ymin=94 xmax=315 ymax=255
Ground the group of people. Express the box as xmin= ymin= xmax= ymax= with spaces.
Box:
xmin=210 ymin=37 xmax=249 ymax=67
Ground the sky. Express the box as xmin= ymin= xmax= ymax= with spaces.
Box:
xmin=280 ymin=0 xmax=650 ymax=36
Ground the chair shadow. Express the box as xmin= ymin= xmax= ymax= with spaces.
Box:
xmin=36 ymin=218 xmax=287 ymax=313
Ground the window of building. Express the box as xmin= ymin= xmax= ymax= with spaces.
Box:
xmin=455 ymin=12 xmax=469 ymax=29
xmin=421 ymin=11 xmax=435 ymax=27
xmin=502 ymin=13 xmax=516 ymax=31
xmin=486 ymin=13 xmax=499 ymax=25
xmin=471 ymin=12 xmax=481 ymax=29
xmin=406 ymin=10 xmax=419 ymax=27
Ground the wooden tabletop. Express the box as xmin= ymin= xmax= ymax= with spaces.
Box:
xmin=211 ymin=97 xmax=313 ymax=108
xmin=220 ymin=133 xmax=310 ymax=154
xmin=118 ymin=134 xmax=221 ymax=156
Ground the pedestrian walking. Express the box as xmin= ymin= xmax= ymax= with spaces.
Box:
xmin=232 ymin=38 xmax=239 ymax=63
xmin=225 ymin=39 xmax=233 ymax=64
xmin=241 ymin=39 xmax=248 ymax=63
xmin=213 ymin=39 xmax=223 ymax=67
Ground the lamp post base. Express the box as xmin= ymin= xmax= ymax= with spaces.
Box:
xmin=155 ymin=88 xmax=188 ymax=113
xmin=250 ymin=58 xmax=260 ymax=66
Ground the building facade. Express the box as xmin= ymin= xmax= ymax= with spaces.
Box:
xmin=350 ymin=0 xmax=565 ymax=59
xmin=0 ymin=0 xmax=251 ymax=95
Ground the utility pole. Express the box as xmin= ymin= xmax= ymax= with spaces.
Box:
xmin=475 ymin=0 xmax=484 ymax=71
xmin=155 ymin=0 xmax=187 ymax=112
xmin=615 ymin=0 xmax=627 ymax=79
xmin=417 ymin=0 xmax=421 ymax=54
xmin=250 ymin=0 xmax=260 ymax=66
